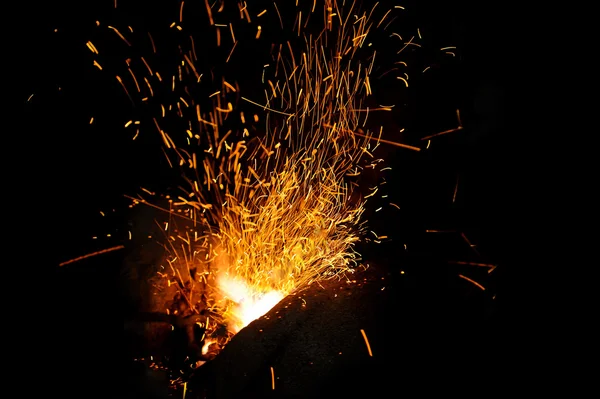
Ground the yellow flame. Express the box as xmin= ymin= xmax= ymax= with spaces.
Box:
xmin=217 ymin=276 xmax=284 ymax=333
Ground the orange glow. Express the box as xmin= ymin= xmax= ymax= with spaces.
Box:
xmin=217 ymin=276 xmax=284 ymax=333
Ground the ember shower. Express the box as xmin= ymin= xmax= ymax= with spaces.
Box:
xmin=90 ymin=0 xmax=420 ymax=363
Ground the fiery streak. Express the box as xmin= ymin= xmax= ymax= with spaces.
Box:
xmin=347 ymin=126 xmax=420 ymax=151
xmin=115 ymin=75 xmax=133 ymax=104
xmin=449 ymin=260 xmax=497 ymax=269
xmin=59 ymin=245 xmax=125 ymax=267
xmin=360 ymin=328 xmax=373 ymax=356
xmin=107 ymin=25 xmax=131 ymax=46
xmin=420 ymin=126 xmax=463 ymax=140
xmin=453 ymin=174 xmax=460 ymax=203
xmin=271 ymin=366 xmax=275 ymax=390
xmin=458 ymin=274 xmax=486 ymax=291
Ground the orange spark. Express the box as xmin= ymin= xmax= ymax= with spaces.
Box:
xmin=59 ymin=245 xmax=125 ymax=267
xmin=360 ymin=329 xmax=373 ymax=357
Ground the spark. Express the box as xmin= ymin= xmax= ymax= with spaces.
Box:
xmin=226 ymin=41 xmax=238 ymax=63
xmin=107 ymin=26 xmax=131 ymax=46
xmin=86 ymin=41 xmax=99 ymax=54
xmin=458 ymin=274 xmax=486 ymax=291
xmin=420 ymin=126 xmax=463 ymax=140
xmin=115 ymin=75 xmax=134 ymax=104
xmin=147 ymin=32 xmax=157 ymax=53
xmin=271 ymin=366 xmax=275 ymax=390
xmin=448 ymin=261 xmax=497 ymax=269
xmin=360 ymin=329 xmax=373 ymax=357
xmin=204 ymin=0 xmax=214 ymax=25
xmin=241 ymin=96 xmax=294 ymax=116
xmin=273 ymin=2 xmax=283 ymax=29
xmin=453 ymin=174 xmax=459 ymax=203
xmin=396 ymin=76 xmax=408 ymax=87
xmin=460 ymin=232 xmax=479 ymax=255
xmin=59 ymin=245 xmax=125 ymax=267
xmin=352 ymin=129 xmax=420 ymax=151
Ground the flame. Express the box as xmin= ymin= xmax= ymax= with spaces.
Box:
xmin=217 ymin=276 xmax=284 ymax=333
xmin=201 ymin=339 xmax=216 ymax=356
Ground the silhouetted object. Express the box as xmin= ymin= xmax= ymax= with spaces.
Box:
xmin=186 ymin=257 xmax=495 ymax=398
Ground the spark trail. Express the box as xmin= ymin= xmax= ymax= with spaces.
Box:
xmin=85 ymin=0 xmax=435 ymax=370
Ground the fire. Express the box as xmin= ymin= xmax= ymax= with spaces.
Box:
xmin=138 ymin=1 xmax=382 ymax=348
xmin=77 ymin=0 xmax=434 ymax=376
xmin=217 ymin=276 xmax=284 ymax=333
xmin=201 ymin=339 xmax=217 ymax=356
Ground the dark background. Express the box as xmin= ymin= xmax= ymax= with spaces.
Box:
xmin=19 ymin=0 xmax=523 ymax=396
